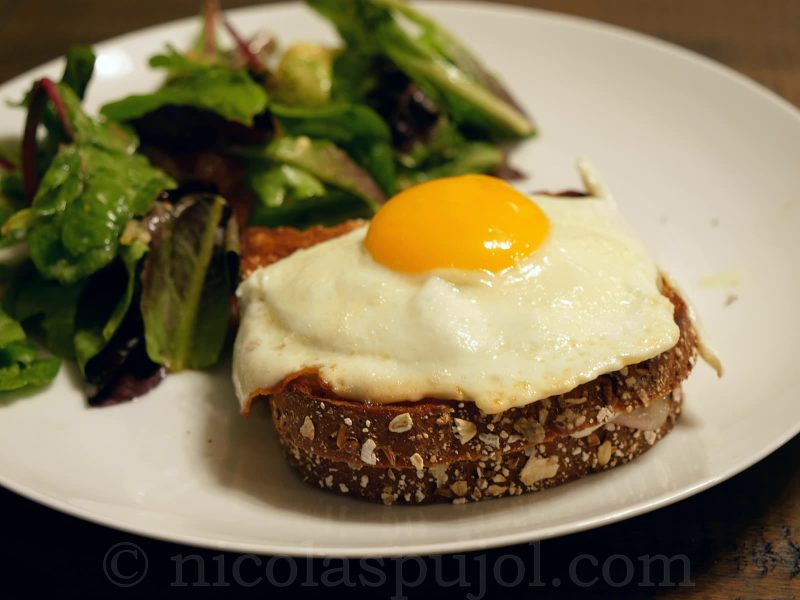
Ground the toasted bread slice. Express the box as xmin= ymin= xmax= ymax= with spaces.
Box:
xmin=240 ymin=220 xmax=365 ymax=280
xmin=240 ymin=224 xmax=699 ymax=504
xmin=281 ymin=388 xmax=683 ymax=504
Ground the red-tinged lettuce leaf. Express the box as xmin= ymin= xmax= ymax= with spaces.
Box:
xmin=140 ymin=195 xmax=232 ymax=371
xmin=362 ymin=61 xmax=440 ymax=153
xmin=75 ymin=234 xmax=164 ymax=406
xmin=83 ymin=309 xmax=165 ymax=407
xmin=126 ymin=106 xmax=275 ymax=152
xmin=73 ymin=240 xmax=149 ymax=372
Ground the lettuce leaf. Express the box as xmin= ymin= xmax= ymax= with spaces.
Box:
xmin=396 ymin=141 xmax=503 ymax=188
xmin=0 ymin=309 xmax=25 ymax=348
xmin=140 ymin=195 xmax=232 ymax=371
xmin=256 ymin=136 xmax=386 ymax=210
xmin=249 ymin=164 xmax=326 ymax=208
xmin=101 ymin=48 xmax=269 ymax=126
xmin=4 ymin=264 xmax=85 ymax=358
xmin=239 ymin=134 xmax=385 ymax=227
xmin=306 ymin=0 xmax=534 ymax=139
xmin=24 ymin=142 xmax=173 ymax=284
xmin=4 ymin=80 xmax=175 ymax=284
xmin=248 ymin=188 xmax=373 ymax=229
xmin=270 ymin=102 xmax=396 ymax=195
xmin=0 ymin=308 xmax=59 ymax=392
xmin=83 ymin=311 xmax=165 ymax=407
xmin=73 ymin=240 xmax=149 ymax=371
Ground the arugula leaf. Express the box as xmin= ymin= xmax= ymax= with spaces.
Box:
xmin=73 ymin=240 xmax=148 ymax=371
xmin=392 ymin=115 xmax=503 ymax=188
xmin=140 ymin=195 xmax=231 ymax=371
xmin=61 ymin=45 xmax=96 ymax=100
xmin=246 ymin=163 xmax=366 ymax=227
xmin=101 ymin=48 xmax=269 ymax=126
xmin=373 ymin=0 xmax=527 ymax=111
xmin=246 ymin=160 xmax=375 ymax=228
xmin=306 ymin=0 xmax=534 ymax=139
xmin=395 ymin=115 xmax=462 ymax=169
xmin=271 ymin=102 xmax=396 ymax=194
xmin=305 ymin=0 xmax=386 ymax=50
xmin=270 ymin=103 xmax=389 ymax=144
xmin=238 ymin=135 xmax=385 ymax=227
xmin=330 ymin=50 xmax=383 ymax=104
xmin=249 ymin=188 xmax=373 ymax=229
xmin=397 ymin=141 xmax=502 ymax=188
xmin=254 ymin=136 xmax=386 ymax=210
xmin=0 ymin=308 xmax=60 ymax=392
xmin=305 ymin=1 xmax=389 ymax=105
xmin=249 ymin=164 xmax=325 ymax=208
xmin=375 ymin=21 xmax=533 ymax=139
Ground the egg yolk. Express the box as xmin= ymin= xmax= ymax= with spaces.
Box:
xmin=364 ymin=174 xmax=550 ymax=273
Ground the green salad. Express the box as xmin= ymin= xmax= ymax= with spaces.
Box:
xmin=0 ymin=0 xmax=534 ymax=405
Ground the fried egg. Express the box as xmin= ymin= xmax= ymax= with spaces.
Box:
xmin=233 ymin=162 xmax=680 ymax=414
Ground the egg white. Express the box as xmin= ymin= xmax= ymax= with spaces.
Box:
xmin=233 ymin=183 xmax=680 ymax=414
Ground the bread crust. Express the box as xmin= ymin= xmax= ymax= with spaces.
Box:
xmin=240 ymin=220 xmax=365 ymax=280
xmin=240 ymin=223 xmax=700 ymax=504
xmin=283 ymin=388 xmax=683 ymax=505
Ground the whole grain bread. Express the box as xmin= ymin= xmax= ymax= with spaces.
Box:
xmin=239 ymin=223 xmax=700 ymax=504
xmin=281 ymin=387 xmax=683 ymax=505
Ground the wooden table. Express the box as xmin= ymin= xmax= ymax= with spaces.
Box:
xmin=0 ymin=1 xmax=798 ymax=597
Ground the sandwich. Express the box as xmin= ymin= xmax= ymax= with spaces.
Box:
xmin=233 ymin=162 xmax=720 ymax=504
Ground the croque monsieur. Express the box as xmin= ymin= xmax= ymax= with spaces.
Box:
xmin=233 ymin=162 xmax=720 ymax=505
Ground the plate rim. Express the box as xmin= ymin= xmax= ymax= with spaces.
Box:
xmin=0 ymin=0 xmax=799 ymax=557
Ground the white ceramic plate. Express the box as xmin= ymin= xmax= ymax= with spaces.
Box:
xmin=0 ymin=1 xmax=798 ymax=557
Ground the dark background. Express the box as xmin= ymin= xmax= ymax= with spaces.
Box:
xmin=0 ymin=1 xmax=799 ymax=597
